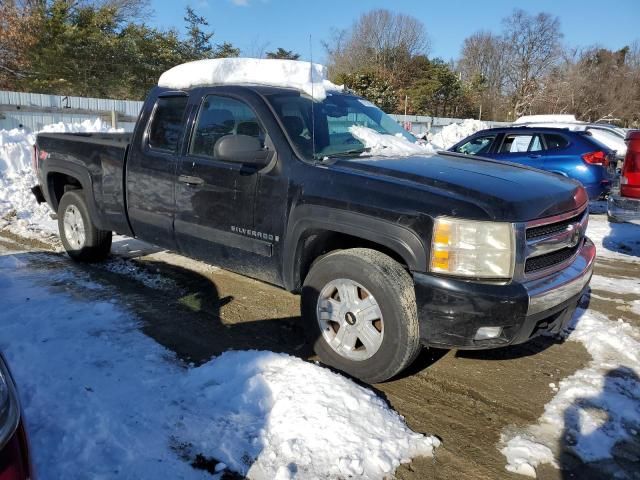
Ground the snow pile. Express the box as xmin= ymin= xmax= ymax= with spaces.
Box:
xmin=159 ymin=58 xmax=343 ymax=102
xmin=0 ymin=119 xmax=117 ymax=238
xmin=0 ymin=128 xmax=35 ymax=174
xmin=500 ymin=306 xmax=640 ymax=476
xmin=0 ymin=253 xmax=438 ymax=479
xmin=501 ymin=435 xmax=557 ymax=477
xmin=184 ymin=351 xmax=439 ymax=479
xmin=428 ymin=119 xmax=489 ymax=150
xmin=38 ymin=117 xmax=117 ymax=134
xmin=348 ymin=125 xmax=435 ymax=157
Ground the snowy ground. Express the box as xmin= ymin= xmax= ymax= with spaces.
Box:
xmin=500 ymin=210 xmax=640 ymax=478
xmin=0 ymin=248 xmax=438 ymax=479
xmin=0 ymin=120 xmax=441 ymax=479
xmin=1 ymin=119 xmax=639 ymax=479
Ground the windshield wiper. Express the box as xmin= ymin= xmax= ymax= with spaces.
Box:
xmin=315 ymin=148 xmax=370 ymax=161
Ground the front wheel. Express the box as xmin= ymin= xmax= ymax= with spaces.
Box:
xmin=301 ymin=248 xmax=421 ymax=383
xmin=58 ymin=190 xmax=112 ymax=262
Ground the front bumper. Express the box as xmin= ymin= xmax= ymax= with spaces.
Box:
xmin=415 ymin=237 xmax=596 ymax=349
xmin=608 ymin=193 xmax=640 ymax=224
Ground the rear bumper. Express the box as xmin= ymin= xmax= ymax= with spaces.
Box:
xmin=584 ymin=181 xmax=612 ymax=200
xmin=608 ymin=193 xmax=640 ymax=224
xmin=415 ymin=237 xmax=595 ymax=349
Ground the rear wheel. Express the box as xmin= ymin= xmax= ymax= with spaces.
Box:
xmin=302 ymin=248 xmax=421 ymax=383
xmin=58 ymin=190 xmax=112 ymax=262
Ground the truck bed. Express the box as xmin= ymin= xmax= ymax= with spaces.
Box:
xmin=36 ymin=132 xmax=134 ymax=236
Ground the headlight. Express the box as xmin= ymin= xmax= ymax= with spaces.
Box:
xmin=430 ymin=217 xmax=515 ymax=279
xmin=0 ymin=357 xmax=20 ymax=450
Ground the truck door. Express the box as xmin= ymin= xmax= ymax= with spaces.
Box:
xmin=126 ymin=94 xmax=188 ymax=249
xmin=174 ymin=93 xmax=269 ymax=267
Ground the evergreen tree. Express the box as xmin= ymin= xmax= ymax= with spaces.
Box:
xmin=214 ymin=42 xmax=240 ymax=58
xmin=183 ymin=6 xmax=215 ymax=60
xmin=11 ymin=3 xmax=241 ymax=99
xmin=265 ymin=48 xmax=300 ymax=60
xmin=335 ymin=71 xmax=397 ymax=112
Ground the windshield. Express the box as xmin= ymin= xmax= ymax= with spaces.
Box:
xmin=266 ymin=92 xmax=416 ymax=160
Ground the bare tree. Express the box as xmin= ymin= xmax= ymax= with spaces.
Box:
xmin=502 ymin=9 xmax=563 ymax=117
xmin=458 ymin=31 xmax=507 ymax=119
xmin=245 ymin=36 xmax=270 ymax=59
xmin=324 ymin=9 xmax=429 ymax=84
xmin=89 ymin=0 xmax=151 ymax=21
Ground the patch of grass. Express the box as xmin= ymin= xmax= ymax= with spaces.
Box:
xmin=179 ymin=293 xmax=203 ymax=312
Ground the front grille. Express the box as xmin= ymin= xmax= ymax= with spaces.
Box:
xmin=525 ymin=243 xmax=580 ymax=273
xmin=526 ymin=210 xmax=586 ymax=240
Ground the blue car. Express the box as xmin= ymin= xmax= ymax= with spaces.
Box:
xmin=449 ymin=127 xmax=616 ymax=199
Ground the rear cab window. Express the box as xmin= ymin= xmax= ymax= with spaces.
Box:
xmin=147 ymin=96 xmax=189 ymax=153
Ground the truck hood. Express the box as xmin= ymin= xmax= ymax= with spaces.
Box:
xmin=331 ymin=152 xmax=587 ymax=221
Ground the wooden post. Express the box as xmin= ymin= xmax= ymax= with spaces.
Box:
xmin=111 ymin=110 xmax=117 ymax=129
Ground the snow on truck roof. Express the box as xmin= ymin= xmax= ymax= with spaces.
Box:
xmin=158 ymin=58 xmax=343 ymax=101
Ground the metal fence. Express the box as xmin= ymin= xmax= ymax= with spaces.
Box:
xmin=0 ymin=90 xmax=143 ymax=132
xmin=389 ymin=114 xmax=510 ymax=136
xmin=0 ymin=89 xmax=509 ymax=135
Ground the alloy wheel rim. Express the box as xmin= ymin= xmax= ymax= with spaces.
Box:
xmin=316 ymin=278 xmax=384 ymax=361
xmin=63 ymin=205 xmax=86 ymax=249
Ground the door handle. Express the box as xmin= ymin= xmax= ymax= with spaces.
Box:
xmin=178 ymin=175 xmax=204 ymax=186
xmin=528 ymin=154 xmax=541 ymax=159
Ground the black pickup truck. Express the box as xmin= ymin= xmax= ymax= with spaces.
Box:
xmin=31 ymin=83 xmax=595 ymax=383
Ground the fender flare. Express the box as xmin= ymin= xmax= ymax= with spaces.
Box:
xmin=44 ymin=161 xmax=107 ymax=231
xmin=283 ymin=205 xmax=427 ymax=290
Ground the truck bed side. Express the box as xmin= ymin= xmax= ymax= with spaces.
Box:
xmin=36 ymin=132 xmax=134 ymax=236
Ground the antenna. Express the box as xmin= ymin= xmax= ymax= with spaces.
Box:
xmin=309 ymin=35 xmax=316 ymax=160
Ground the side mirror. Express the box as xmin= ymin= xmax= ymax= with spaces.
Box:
xmin=214 ymin=135 xmax=271 ymax=167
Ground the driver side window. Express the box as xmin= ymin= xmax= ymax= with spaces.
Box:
xmin=456 ymin=135 xmax=496 ymax=155
xmin=190 ymin=95 xmax=265 ymax=159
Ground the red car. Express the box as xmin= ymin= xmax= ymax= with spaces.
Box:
xmin=0 ymin=354 xmax=33 ymax=480
xmin=608 ymin=130 xmax=640 ymax=223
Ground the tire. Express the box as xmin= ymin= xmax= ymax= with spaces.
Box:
xmin=58 ymin=190 xmax=112 ymax=262
xmin=301 ymin=248 xmax=421 ymax=383
xmin=607 ymin=213 xmax=623 ymax=224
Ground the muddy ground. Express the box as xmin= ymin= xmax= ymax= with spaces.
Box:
xmin=1 ymin=215 xmax=638 ymax=480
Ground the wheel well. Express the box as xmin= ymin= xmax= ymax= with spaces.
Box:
xmin=47 ymin=172 xmax=82 ymax=210
xmin=295 ymin=230 xmax=409 ymax=291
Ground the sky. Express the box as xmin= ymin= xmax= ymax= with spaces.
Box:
xmin=149 ymin=0 xmax=640 ymax=63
